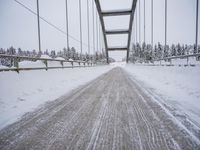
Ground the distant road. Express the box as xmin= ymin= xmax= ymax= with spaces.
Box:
xmin=0 ymin=67 xmax=199 ymax=150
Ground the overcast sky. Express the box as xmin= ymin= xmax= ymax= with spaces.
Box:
xmin=0 ymin=0 xmax=199 ymax=61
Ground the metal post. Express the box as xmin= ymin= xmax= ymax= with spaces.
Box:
xmin=65 ymin=0 xmax=69 ymax=50
xmin=44 ymin=60 xmax=48 ymax=71
xmin=165 ymin=0 xmax=167 ymax=53
xmin=71 ymin=61 xmax=74 ymax=68
xmin=60 ymin=61 xmax=64 ymax=68
xmin=14 ymin=58 xmax=19 ymax=73
xmin=79 ymin=0 xmax=83 ymax=60
xmin=87 ymin=0 xmax=90 ymax=56
xmin=36 ymin=0 xmax=41 ymax=52
xmin=196 ymin=0 xmax=199 ymax=53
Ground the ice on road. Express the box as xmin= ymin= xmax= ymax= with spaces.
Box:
xmin=0 ymin=67 xmax=199 ymax=150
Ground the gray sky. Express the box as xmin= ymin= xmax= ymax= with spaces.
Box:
xmin=0 ymin=0 xmax=199 ymax=61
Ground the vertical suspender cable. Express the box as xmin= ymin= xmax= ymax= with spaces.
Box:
xmin=87 ymin=0 xmax=90 ymax=56
xmin=36 ymin=0 xmax=41 ymax=52
xmin=65 ymin=0 xmax=69 ymax=50
xmin=102 ymin=32 xmax=104 ymax=56
xmin=136 ymin=6 xmax=138 ymax=43
xmin=151 ymin=0 xmax=153 ymax=48
xmin=79 ymin=0 xmax=83 ymax=59
xmin=99 ymin=20 xmax=101 ymax=54
xmin=96 ymin=11 xmax=99 ymax=53
xmin=92 ymin=1 xmax=95 ymax=55
xmin=134 ymin=18 xmax=136 ymax=44
xmin=135 ymin=10 xmax=137 ymax=44
xmin=144 ymin=0 xmax=146 ymax=43
xmin=196 ymin=0 xmax=199 ymax=53
xmin=139 ymin=0 xmax=141 ymax=44
xmin=165 ymin=0 xmax=167 ymax=53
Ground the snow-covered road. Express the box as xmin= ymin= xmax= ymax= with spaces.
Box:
xmin=0 ymin=67 xmax=199 ymax=150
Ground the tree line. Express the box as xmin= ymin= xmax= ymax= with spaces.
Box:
xmin=0 ymin=46 xmax=106 ymax=67
xmin=129 ymin=42 xmax=200 ymax=63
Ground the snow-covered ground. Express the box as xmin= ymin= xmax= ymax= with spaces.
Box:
xmin=0 ymin=64 xmax=112 ymax=130
xmin=1 ymin=59 xmax=200 ymax=135
xmin=124 ymin=63 xmax=200 ymax=128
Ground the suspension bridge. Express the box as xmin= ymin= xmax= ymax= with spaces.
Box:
xmin=0 ymin=0 xmax=200 ymax=149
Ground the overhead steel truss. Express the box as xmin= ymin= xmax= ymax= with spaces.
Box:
xmin=94 ymin=0 xmax=137 ymax=63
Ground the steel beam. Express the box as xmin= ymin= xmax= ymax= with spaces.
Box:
xmin=107 ymin=47 xmax=127 ymax=51
xmin=94 ymin=0 xmax=137 ymax=63
xmin=94 ymin=0 xmax=109 ymax=63
xmin=127 ymin=0 xmax=137 ymax=63
xmin=105 ymin=29 xmax=129 ymax=35
xmin=102 ymin=9 xmax=132 ymax=17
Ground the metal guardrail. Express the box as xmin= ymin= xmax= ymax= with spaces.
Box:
xmin=0 ymin=54 xmax=93 ymax=72
xmin=154 ymin=53 xmax=200 ymax=66
xmin=156 ymin=53 xmax=200 ymax=61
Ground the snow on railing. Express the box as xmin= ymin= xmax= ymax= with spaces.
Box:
xmin=0 ymin=54 xmax=93 ymax=73
xmin=154 ymin=53 xmax=200 ymax=66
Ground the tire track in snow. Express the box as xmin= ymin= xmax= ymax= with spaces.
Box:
xmin=124 ymin=72 xmax=180 ymax=150
xmin=125 ymin=70 xmax=199 ymax=149
xmin=46 ymin=71 xmax=113 ymax=150
xmin=86 ymin=71 xmax=115 ymax=150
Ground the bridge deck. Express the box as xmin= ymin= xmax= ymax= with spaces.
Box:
xmin=0 ymin=67 xmax=198 ymax=150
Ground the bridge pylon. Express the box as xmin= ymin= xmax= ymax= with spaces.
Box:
xmin=94 ymin=0 xmax=138 ymax=63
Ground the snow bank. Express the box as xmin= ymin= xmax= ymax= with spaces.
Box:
xmin=19 ymin=60 xmax=45 ymax=68
xmin=19 ymin=59 xmax=70 ymax=68
xmin=47 ymin=61 xmax=62 ymax=67
xmin=0 ymin=65 xmax=10 ymax=69
xmin=0 ymin=65 xmax=112 ymax=129
xmin=40 ymin=54 xmax=51 ymax=59
xmin=124 ymin=64 xmax=200 ymax=126
xmin=154 ymin=57 xmax=200 ymax=66
xmin=55 ymin=57 xmax=65 ymax=60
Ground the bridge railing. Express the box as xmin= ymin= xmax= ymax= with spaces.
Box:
xmin=154 ymin=53 xmax=200 ymax=66
xmin=0 ymin=54 xmax=93 ymax=73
